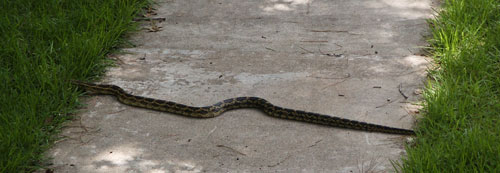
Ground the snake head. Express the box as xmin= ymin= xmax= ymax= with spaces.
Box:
xmin=71 ymin=80 xmax=125 ymax=95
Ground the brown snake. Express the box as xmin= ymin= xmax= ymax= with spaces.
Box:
xmin=72 ymin=81 xmax=415 ymax=135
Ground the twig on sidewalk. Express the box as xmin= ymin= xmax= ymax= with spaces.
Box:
xmin=300 ymin=40 xmax=328 ymax=43
xmin=216 ymin=144 xmax=247 ymax=156
xmin=298 ymin=46 xmax=314 ymax=54
xmin=376 ymin=99 xmax=396 ymax=108
xmin=265 ymin=47 xmax=276 ymax=52
xmin=399 ymin=83 xmax=409 ymax=100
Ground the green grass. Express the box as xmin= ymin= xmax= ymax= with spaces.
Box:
xmin=0 ymin=0 xmax=149 ymax=172
xmin=397 ymin=0 xmax=500 ymax=172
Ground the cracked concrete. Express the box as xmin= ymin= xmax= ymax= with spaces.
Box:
xmin=45 ymin=0 xmax=435 ymax=172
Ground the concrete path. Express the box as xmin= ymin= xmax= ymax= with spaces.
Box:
xmin=47 ymin=0 xmax=434 ymax=172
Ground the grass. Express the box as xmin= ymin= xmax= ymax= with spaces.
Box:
xmin=397 ymin=0 xmax=500 ymax=172
xmin=0 ymin=0 xmax=149 ymax=172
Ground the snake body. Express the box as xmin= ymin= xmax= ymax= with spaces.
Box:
xmin=72 ymin=81 xmax=415 ymax=135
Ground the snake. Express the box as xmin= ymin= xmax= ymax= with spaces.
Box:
xmin=72 ymin=80 xmax=415 ymax=135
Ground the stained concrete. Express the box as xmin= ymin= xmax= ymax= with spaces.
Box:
xmin=46 ymin=0 xmax=435 ymax=172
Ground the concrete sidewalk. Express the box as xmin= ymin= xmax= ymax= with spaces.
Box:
xmin=47 ymin=0 xmax=434 ymax=172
